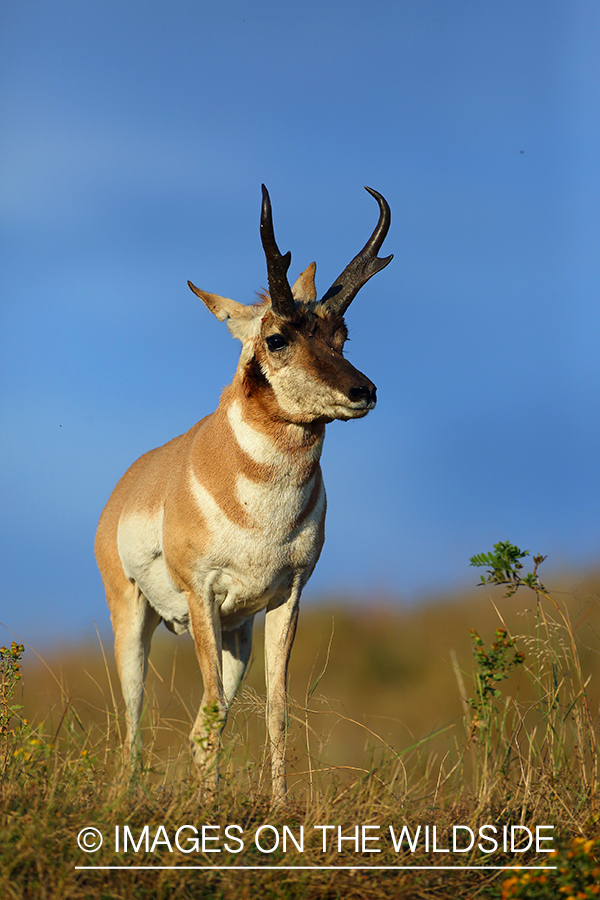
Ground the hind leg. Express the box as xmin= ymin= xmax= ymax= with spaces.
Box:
xmin=109 ymin=582 xmax=161 ymax=758
xmin=222 ymin=617 xmax=254 ymax=705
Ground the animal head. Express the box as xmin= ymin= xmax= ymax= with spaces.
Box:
xmin=188 ymin=185 xmax=392 ymax=425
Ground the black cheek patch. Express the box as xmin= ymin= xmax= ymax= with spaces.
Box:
xmin=242 ymin=354 xmax=270 ymax=398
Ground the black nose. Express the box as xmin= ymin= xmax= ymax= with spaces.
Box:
xmin=350 ymin=384 xmax=377 ymax=404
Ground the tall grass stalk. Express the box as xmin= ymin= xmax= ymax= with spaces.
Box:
xmin=468 ymin=543 xmax=598 ymax=811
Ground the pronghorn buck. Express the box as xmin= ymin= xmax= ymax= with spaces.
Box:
xmin=95 ymin=185 xmax=392 ymax=802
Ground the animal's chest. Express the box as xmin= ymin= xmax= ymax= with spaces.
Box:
xmin=117 ymin=469 xmax=325 ymax=630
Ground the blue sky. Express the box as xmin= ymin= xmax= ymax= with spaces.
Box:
xmin=1 ymin=1 xmax=599 ymax=646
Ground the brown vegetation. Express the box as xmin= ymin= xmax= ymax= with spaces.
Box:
xmin=1 ymin=567 xmax=599 ymax=898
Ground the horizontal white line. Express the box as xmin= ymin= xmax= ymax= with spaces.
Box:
xmin=75 ymin=865 xmax=558 ymax=871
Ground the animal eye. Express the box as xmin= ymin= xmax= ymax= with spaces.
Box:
xmin=266 ymin=334 xmax=288 ymax=352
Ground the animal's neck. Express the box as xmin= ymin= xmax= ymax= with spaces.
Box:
xmin=219 ymin=377 xmax=325 ymax=475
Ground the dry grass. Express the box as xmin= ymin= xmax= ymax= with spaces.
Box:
xmin=1 ymin=569 xmax=600 ymax=898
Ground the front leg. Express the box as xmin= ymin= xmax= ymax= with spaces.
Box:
xmin=187 ymin=584 xmax=227 ymax=797
xmin=264 ymin=580 xmax=301 ymax=806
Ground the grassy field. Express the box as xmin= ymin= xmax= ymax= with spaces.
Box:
xmin=1 ymin=553 xmax=599 ymax=898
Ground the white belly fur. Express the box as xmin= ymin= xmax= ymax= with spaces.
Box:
xmin=117 ymin=508 xmax=191 ymax=631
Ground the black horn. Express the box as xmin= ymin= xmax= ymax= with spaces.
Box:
xmin=319 ymin=187 xmax=393 ymax=316
xmin=260 ymin=184 xmax=297 ymax=320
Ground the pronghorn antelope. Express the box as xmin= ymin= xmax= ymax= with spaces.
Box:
xmin=95 ymin=185 xmax=392 ymax=802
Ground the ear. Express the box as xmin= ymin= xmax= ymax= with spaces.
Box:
xmin=188 ymin=281 xmax=248 ymax=322
xmin=187 ymin=280 xmax=263 ymax=343
xmin=291 ymin=262 xmax=317 ymax=303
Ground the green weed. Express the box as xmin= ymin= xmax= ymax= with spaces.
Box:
xmin=0 ymin=642 xmax=24 ymax=736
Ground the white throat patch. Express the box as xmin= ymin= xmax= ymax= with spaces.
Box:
xmin=226 ymin=400 xmax=323 ymax=468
